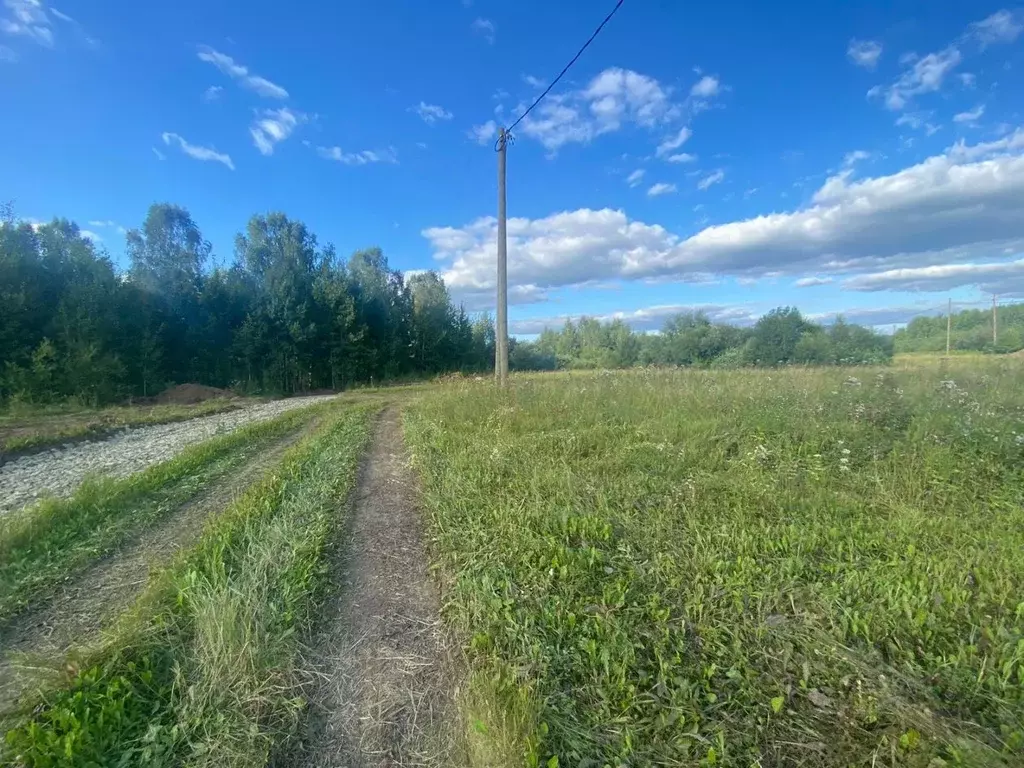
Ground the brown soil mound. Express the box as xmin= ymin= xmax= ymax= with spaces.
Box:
xmin=156 ymin=383 xmax=233 ymax=405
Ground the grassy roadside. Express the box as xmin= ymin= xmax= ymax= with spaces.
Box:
xmin=0 ymin=399 xmax=248 ymax=457
xmin=404 ymin=365 xmax=1024 ymax=767
xmin=2 ymin=404 xmax=375 ymax=766
xmin=0 ymin=402 xmax=330 ymax=624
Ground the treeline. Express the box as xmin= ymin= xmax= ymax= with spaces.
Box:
xmin=517 ymin=307 xmax=894 ymax=370
xmin=894 ymin=303 xmax=1024 ymax=354
xmin=1 ymin=203 xmax=496 ymax=406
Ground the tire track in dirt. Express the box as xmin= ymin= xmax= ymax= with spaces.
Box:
xmin=0 ymin=424 xmax=314 ymax=713
xmin=292 ymin=407 xmax=460 ymax=768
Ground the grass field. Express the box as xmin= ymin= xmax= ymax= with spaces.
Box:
xmin=2 ymin=403 xmax=375 ymax=765
xmin=405 ymin=360 xmax=1024 ymax=766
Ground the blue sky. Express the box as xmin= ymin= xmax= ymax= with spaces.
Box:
xmin=3 ymin=0 xmax=1024 ymax=334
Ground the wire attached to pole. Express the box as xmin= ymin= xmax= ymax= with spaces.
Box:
xmin=495 ymin=0 xmax=625 ymax=151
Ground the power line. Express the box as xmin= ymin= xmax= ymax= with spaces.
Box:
xmin=505 ymin=0 xmax=626 ymax=136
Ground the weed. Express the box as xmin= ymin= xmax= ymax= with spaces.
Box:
xmin=2 ymin=405 xmax=374 ymax=766
xmin=405 ymin=362 xmax=1024 ymax=766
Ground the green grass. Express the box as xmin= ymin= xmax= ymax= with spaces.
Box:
xmin=2 ymin=404 xmax=375 ymax=766
xmin=0 ymin=402 xmax=328 ymax=624
xmin=405 ymin=360 xmax=1024 ymax=767
xmin=0 ymin=399 xmax=247 ymax=456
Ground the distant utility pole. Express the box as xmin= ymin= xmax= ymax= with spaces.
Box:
xmin=495 ymin=128 xmax=509 ymax=386
xmin=491 ymin=0 xmax=625 ymax=387
xmin=946 ymin=298 xmax=952 ymax=356
xmin=993 ymin=294 xmax=998 ymax=347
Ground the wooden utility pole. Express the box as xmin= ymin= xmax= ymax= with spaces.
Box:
xmin=946 ymin=298 xmax=952 ymax=356
xmin=495 ymin=128 xmax=509 ymax=386
xmin=992 ymin=294 xmax=998 ymax=347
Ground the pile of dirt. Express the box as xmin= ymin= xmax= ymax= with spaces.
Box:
xmin=156 ymin=383 xmax=233 ymax=405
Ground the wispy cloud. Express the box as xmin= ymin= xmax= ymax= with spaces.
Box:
xmin=316 ymin=145 xmax=398 ymax=165
xmin=968 ymin=9 xmax=1023 ymax=48
xmin=468 ymin=120 xmax=497 ymax=145
xmin=697 ymin=169 xmax=725 ymax=190
xmin=411 ymin=101 xmax=453 ymax=124
xmin=202 ymin=85 xmax=223 ymax=102
xmin=847 ymin=39 xmax=883 ymax=69
xmin=161 ymin=132 xmax=235 ymax=170
xmin=953 ymin=104 xmax=985 ymax=124
xmin=842 ymin=149 xmax=871 ymax=167
xmin=795 ymin=276 xmax=834 ymax=287
xmin=690 ymin=75 xmax=720 ymax=98
xmin=0 ymin=43 xmax=15 ymax=61
xmin=666 ymin=152 xmax=697 ymax=164
xmin=152 ymin=147 xmax=165 ymax=161
xmin=656 ymin=126 xmax=692 ymax=158
xmin=471 ymin=17 xmax=495 ymax=44
xmin=1 ymin=0 xmax=54 ymax=46
xmin=647 ymin=182 xmax=677 ymax=197
xmin=88 ymin=219 xmax=127 ymax=235
xmin=250 ymin=107 xmax=303 ymax=155
xmin=626 ymin=169 xmax=645 ymax=187
xmin=197 ymin=46 xmax=288 ymax=99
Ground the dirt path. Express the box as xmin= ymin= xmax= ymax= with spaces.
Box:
xmin=293 ymin=407 xmax=460 ymax=768
xmin=0 ymin=426 xmax=310 ymax=713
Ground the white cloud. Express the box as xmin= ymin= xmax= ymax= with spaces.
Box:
xmin=471 ymin=17 xmax=495 ymax=44
xmin=152 ymin=147 xmax=165 ymax=161
xmin=468 ymin=120 xmax=497 ymax=145
xmin=847 ymin=39 xmax=883 ymax=69
xmin=1 ymin=0 xmax=53 ymax=46
xmin=250 ymin=107 xmax=302 ymax=155
xmin=656 ymin=126 xmax=692 ymax=158
xmin=161 ymin=132 xmax=235 ymax=170
xmin=514 ymin=67 xmax=678 ymax=151
xmin=697 ymin=169 xmax=725 ymax=190
xmin=869 ymin=10 xmax=1022 ymax=113
xmin=626 ymin=169 xmax=645 ymax=187
xmin=953 ymin=104 xmax=985 ymax=124
xmin=202 ymin=85 xmax=223 ymax=102
xmin=795 ymin=276 xmax=834 ymax=287
xmin=844 ymin=259 xmax=1024 ymax=295
xmin=0 ymin=43 xmax=15 ymax=60
xmin=197 ymin=46 xmax=288 ymax=99
xmin=690 ymin=75 xmax=720 ymax=98
xmin=412 ymin=101 xmax=453 ymax=124
xmin=647 ymin=182 xmax=677 ymax=197
xmin=523 ymin=74 xmax=545 ymax=89
xmin=511 ymin=304 xmax=759 ymax=334
xmin=80 ymin=229 xmax=101 ymax=243
xmin=870 ymin=47 xmax=962 ymax=110
xmin=88 ymin=219 xmax=126 ymax=235
xmin=666 ymin=152 xmax=697 ymax=164
xmin=959 ymin=72 xmax=977 ymax=87
xmin=317 ymin=145 xmax=398 ymax=165
xmin=842 ymin=149 xmax=871 ymax=167
xmin=968 ymin=10 xmax=1023 ymax=48
xmin=422 ymin=130 xmax=1024 ymax=303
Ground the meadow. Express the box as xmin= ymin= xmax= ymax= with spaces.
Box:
xmin=405 ymin=358 xmax=1024 ymax=766
xmin=2 ymin=359 xmax=1022 ymax=767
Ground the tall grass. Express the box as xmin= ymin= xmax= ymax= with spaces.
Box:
xmin=0 ymin=403 xmax=329 ymax=624
xmin=405 ymin=360 xmax=1024 ymax=766
xmin=2 ymin=405 xmax=374 ymax=766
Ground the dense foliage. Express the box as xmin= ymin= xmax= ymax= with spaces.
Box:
xmin=1 ymin=204 xmax=494 ymax=406
xmin=525 ymin=307 xmax=894 ymax=370
xmin=895 ymin=303 xmax=1024 ymax=353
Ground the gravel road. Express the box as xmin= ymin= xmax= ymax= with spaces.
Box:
xmin=0 ymin=396 xmax=336 ymax=515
